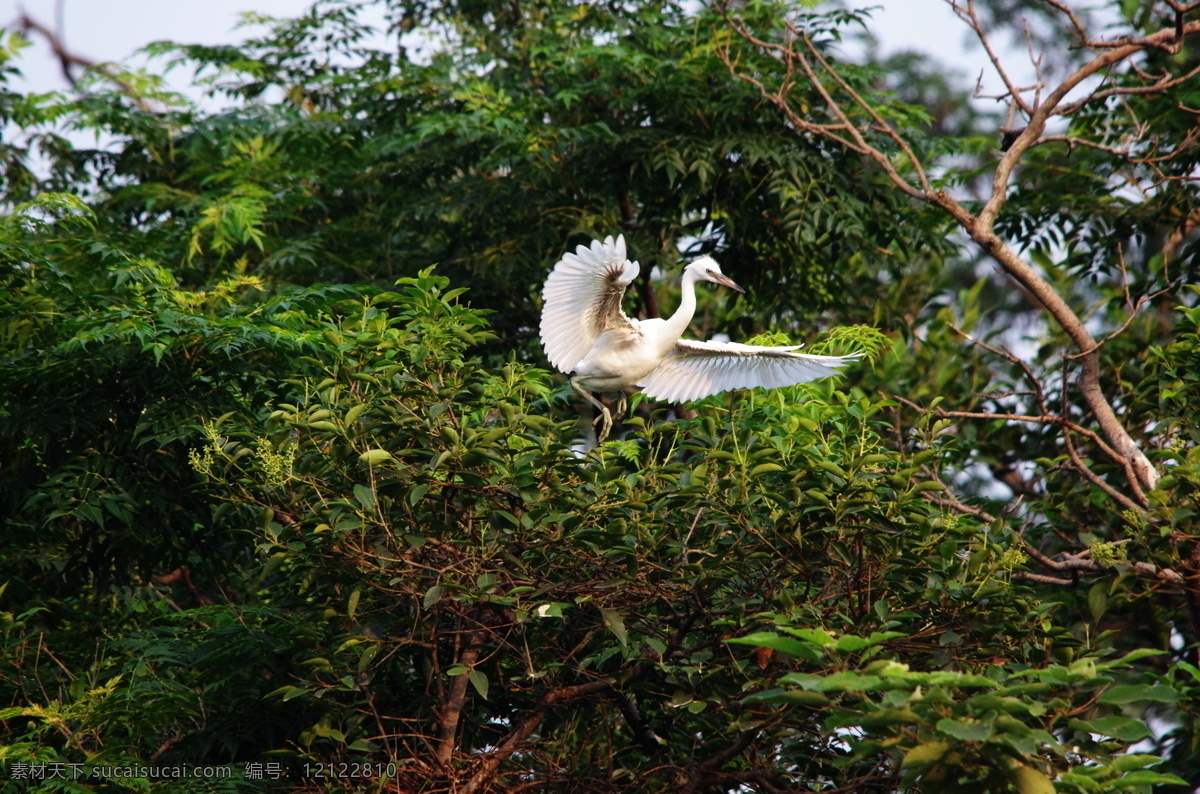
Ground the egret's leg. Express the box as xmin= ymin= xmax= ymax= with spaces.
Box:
xmin=571 ymin=378 xmax=613 ymax=442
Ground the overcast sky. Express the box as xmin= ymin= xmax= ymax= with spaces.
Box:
xmin=7 ymin=0 xmax=983 ymax=96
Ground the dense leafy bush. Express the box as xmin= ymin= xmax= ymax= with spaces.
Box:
xmin=3 ymin=0 xmax=1200 ymax=791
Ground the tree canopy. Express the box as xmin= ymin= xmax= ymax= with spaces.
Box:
xmin=2 ymin=1 xmax=1199 ymax=791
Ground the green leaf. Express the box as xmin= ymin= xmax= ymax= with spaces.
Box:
xmin=1057 ymin=772 xmax=1104 ymax=792
xmin=778 ymin=627 xmax=836 ymax=647
xmin=359 ymin=448 xmax=393 ymax=464
xmin=790 ymin=671 xmax=885 ymax=691
xmin=741 ymin=688 xmax=830 ymax=707
xmin=1104 ymin=648 xmax=1165 ymax=667
xmin=1087 ymin=580 xmax=1107 ymax=621
xmin=1069 ymin=716 xmax=1152 ymax=742
xmin=833 ymin=631 xmax=903 ymax=652
xmin=1010 ymin=764 xmax=1056 ymax=794
xmin=935 ymin=717 xmax=993 ymax=742
xmin=357 ymin=643 xmax=380 ymax=673
xmin=266 ymin=685 xmax=308 ymax=701
xmin=1097 ymin=684 xmax=1180 ymax=705
xmin=423 ymin=585 xmax=445 ymax=608
xmin=1115 ymin=770 xmax=1188 ymax=786
xmin=469 ymin=669 xmax=489 ymax=700
xmin=1109 ymin=754 xmax=1166 ymax=773
xmin=901 ymin=741 xmax=949 ymax=767
xmin=728 ymin=632 xmax=821 ymax=661
xmin=353 ymin=484 xmax=376 ymax=511
xmin=408 ymin=483 xmax=431 ymax=506
xmin=600 ymin=608 xmax=627 ymax=646
xmin=834 ymin=634 xmax=872 ymax=652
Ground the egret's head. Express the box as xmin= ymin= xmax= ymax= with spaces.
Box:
xmin=686 ymin=256 xmax=745 ymax=293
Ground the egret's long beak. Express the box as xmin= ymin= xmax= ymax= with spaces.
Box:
xmin=711 ymin=273 xmax=745 ymax=293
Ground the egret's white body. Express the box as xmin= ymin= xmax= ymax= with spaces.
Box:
xmin=540 ymin=235 xmax=858 ymax=439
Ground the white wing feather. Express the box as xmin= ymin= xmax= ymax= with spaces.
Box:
xmin=540 ymin=234 xmax=641 ymax=373
xmin=639 ymin=339 xmax=859 ymax=403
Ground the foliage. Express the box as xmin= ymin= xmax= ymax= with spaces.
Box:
xmin=2 ymin=0 xmax=1200 ymax=792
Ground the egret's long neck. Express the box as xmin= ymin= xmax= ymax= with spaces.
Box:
xmin=664 ymin=268 xmax=700 ymax=341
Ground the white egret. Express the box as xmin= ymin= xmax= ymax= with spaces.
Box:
xmin=540 ymin=235 xmax=859 ymax=441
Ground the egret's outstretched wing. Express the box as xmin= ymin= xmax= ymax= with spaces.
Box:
xmin=639 ymin=339 xmax=859 ymax=403
xmin=540 ymin=235 xmax=641 ymax=373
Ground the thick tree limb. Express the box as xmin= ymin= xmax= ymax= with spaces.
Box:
xmin=718 ymin=3 xmax=1200 ymax=498
xmin=928 ymin=484 xmax=1185 ymax=586
xmin=461 ymin=679 xmax=640 ymax=794
xmin=434 ymin=630 xmax=484 ymax=767
xmin=892 ymin=392 xmax=1147 ymax=511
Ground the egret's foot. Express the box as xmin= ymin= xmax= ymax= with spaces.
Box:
xmin=596 ymin=406 xmax=614 ymax=443
xmin=571 ymin=377 xmax=615 ymax=443
xmin=613 ymin=394 xmax=628 ymax=422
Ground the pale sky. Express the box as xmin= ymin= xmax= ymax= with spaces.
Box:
xmin=6 ymin=0 xmax=980 ymax=96
xmin=8 ymin=0 xmax=367 ymax=95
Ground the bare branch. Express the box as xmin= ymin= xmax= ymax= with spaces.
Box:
xmin=1061 ymin=411 xmax=1145 ymax=512
xmin=434 ymin=630 xmax=484 ymax=767
xmin=717 ymin=10 xmax=932 ymax=200
xmin=16 ymin=12 xmax=156 ymax=111
xmin=791 ymin=28 xmax=935 ymax=194
xmin=1162 ymin=206 xmax=1200 ymax=264
xmin=721 ymin=2 xmax=1188 ymax=496
xmin=947 ymin=0 xmax=1036 ymax=115
xmin=1013 ymin=571 xmax=1076 ymax=585
xmin=462 ymin=679 xmax=639 ymax=794
xmin=1037 ymin=0 xmax=1090 ymax=43
xmin=1057 ymin=61 xmax=1200 ymax=116
xmin=947 ymin=323 xmax=1050 ymax=414
xmin=985 ymin=18 xmax=1200 ymax=231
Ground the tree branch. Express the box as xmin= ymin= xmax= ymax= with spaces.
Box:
xmin=16 ymin=12 xmax=155 ymax=110
xmin=434 ymin=629 xmax=484 ymax=767
xmin=462 ymin=678 xmax=655 ymax=793
xmin=719 ymin=2 xmax=1194 ymax=496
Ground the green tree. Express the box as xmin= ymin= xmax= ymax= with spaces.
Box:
xmin=1 ymin=0 xmax=1199 ymax=792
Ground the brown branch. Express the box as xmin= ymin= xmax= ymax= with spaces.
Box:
xmin=964 ymin=18 xmax=1200 ymax=495
xmin=682 ymin=766 xmax=794 ymax=794
xmin=893 ymin=393 xmax=1139 ymax=486
xmin=461 ymin=679 xmax=621 ymax=794
xmin=1038 ymin=0 xmax=1090 ymax=44
xmin=713 ymin=26 xmax=874 ymax=158
xmin=1022 ymin=538 xmax=1185 ymax=585
xmin=16 ymin=11 xmax=155 ymax=110
xmin=948 ymin=0 xmax=1036 ymax=115
xmin=984 ymin=18 xmax=1200 ymax=228
xmin=792 ymin=29 xmax=935 ymax=194
xmin=723 ymin=2 xmax=1192 ymax=495
xmin=925 ymin=473 xmax=1180 ymax=586
xmin=15 ymin=11 xmax=91 ymax=86
xmin=947 ymin=323 xmax=1050 ymax=413
xmin=1013 ymin=571 xmax=1076 ymax=585
xmin=1162 ymin=206 xmax=1200 ymax=265
xmin=1060 ymin=413 xmax=1144 ymax=512
xmin=1057 ymin=62 xmax=1200 ymax=115
xmin=611 ymin=689 xmax=664 ymax=754
xmin=152 ymin=565 xmax=213 ymax=606
xmin=434 ymin=629 xmax=484 ymax=767
xmin=1037 ymin=128 xmax=1200 ymax=165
